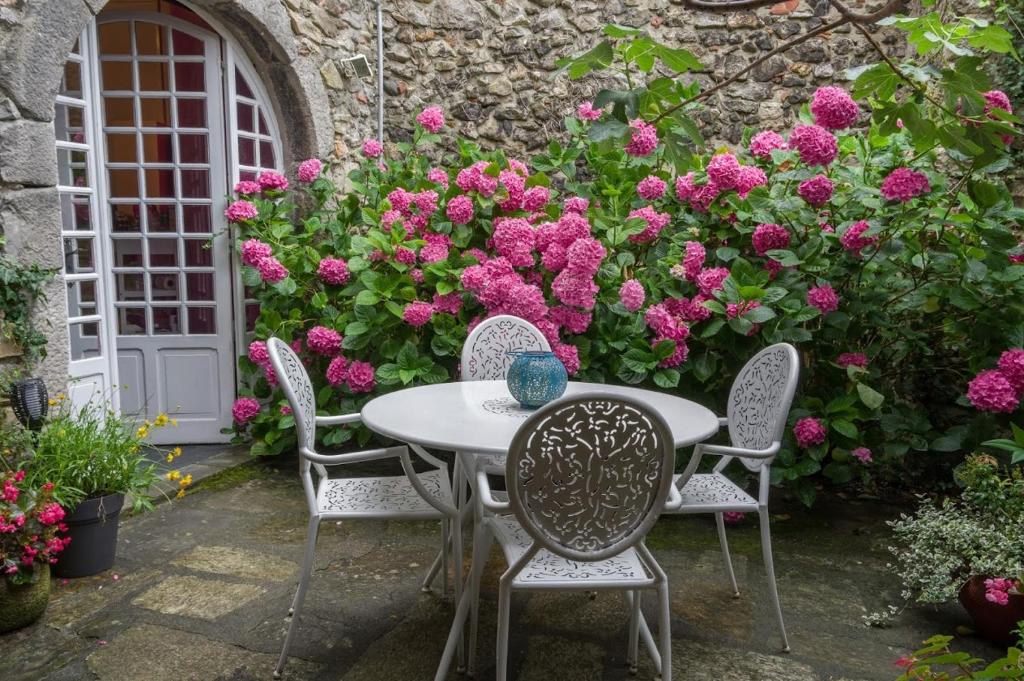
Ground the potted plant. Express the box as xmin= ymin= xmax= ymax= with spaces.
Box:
xmin=21 ymin=397 xmax=188 ymax=578
xmin=0 ymin=468 xmax=70 ymax=633
xmin=887 ymin=455 xmax=1024 ymax=646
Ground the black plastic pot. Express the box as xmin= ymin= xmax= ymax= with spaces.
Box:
xmin=53 ymin=493 xmax=124 ymax=578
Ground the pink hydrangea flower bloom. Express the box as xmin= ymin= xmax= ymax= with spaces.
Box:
xmin=403 ymin=301 xmax=434 ymax=327
xmin=880 ymin=167 xmax=930 ymax=202
xmin=798 ymin=175 xmax=835 ymax=207
xmin=837 ymin=352 xmax=868 ymax=369
xmin=522 ymin=186 xmax=550 ymax=212
xmin=416 ymin=106 xmax=445 ymax=133
xmin=807 ymin=284 xmax=839 ymax=315
xmin=497 ymin=169 xmax=526 ymax=212
xmin=432 ymin=292 xmax=462 ymax=315
xmin=723 ymin=511 xmax=745 ymax=524
xmin=420 ymin=233 xmax=451 ymax=263
xmin=682 ymin=241 xmax=706 ymax=282
xmin=689 ymin=181 xmax=720 ymax=213
xmin=565 ymin=237 xmax=606 ymax=276
xmin=706 ymin=153 xmax=742 ymax=191
xmin=967 ymin=369 xmax=1020 ymax=412
xmin=637 ymin=175 xmax=667 ymax=200
xmin=752 ymin=223 xmax=790 ymax=257
xmin=240 ymin=238 xmax=272 ymax=266
xmin=674 ymin=173 xmax=696 ymax=203
xmin=306 ymin=326 xmax=342 ymax=356
xmin=362 ymin=139 xmax=383 ymax=158
xmin=749 ymin=130 xmax=786 ymax=160
xmin=793 ymin=417 xmax=827 ymax=448
xmin=696 ymin=267 xmax=730 ymax=296
xmin=553 ymin=342 xmax=581 ymax=375
xmin=346 ymin=361 xmax=376 ymax=393
xmin=540 ymin=243 xmax=567 ymax=272
xmin=317 ymin=257 xmax=350 ymax=285
xmin=840 ymin=220 xmax=877 ymax=253
xmin=446 ymin=194 xmax=474 ymax=225
xmin=997 ymin=349 xmax=1024 ymax=395
xmin=726 ymin=300 xmax=761 ymax=319
xmin=619 ymin=279 xmax=646 ymax=312
xmin=810 ymin=86 xmax=859 ymax=131
xmin=248 ymin=340 xmax=270 ymax=365
xmin=225 ymin=200 xmax=258 ymax=223
xmin=427 ymin=167 xmax=449 ymax=188
xmin=550 ymin=306 xmax=591 ymax=334
xmin=789 ymin=124 xmax=838 ymax=167
xmin=851 ymin=447 xmax=873 ymax=464
xmin=1010 ymin=242 xmax=1024 ymax=264
xmin=552 ymin=270 xmax=598 ymax=310
xmin=326 ymin=356 xmax=349 ymax=386
xmin=563 ymin=197 xmax=589 ymax=214
xmin=232 ymin=397 xmax=260 ymax=425
xmin=297 ymin=158 xmax=323 ymax=182
xmin=492 ymin=218 xmax=536 ymax=267
xmin=577 ymin=101 xmax=603 ymax=121
xmin=413 ymin=190 xmax=439 ymax=216
xmin=234 ymin=180 xmax=260 ymax=195
xmin=263 ymin=363 xmax=279 ymax=387
xmin=984 ymin=90 xmax=1013 ymax=115
xmin=257 ymin=256 xmax=288 ymax=284
xmin=627 ymin=205 xmax=671 ymax=244
xmin=381 ymin=209 xmax=403 ymax=231
xmin=655 ymin=336 xmax=690 ymax=368
xmin=736 ymin=166 xmax=768 ymax=198
xmin=625 ymin=119 xmax=658 ymax=157
xmin=257 ymin=171 xmax=288 ymax=191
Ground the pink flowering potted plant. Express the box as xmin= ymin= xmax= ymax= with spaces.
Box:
xmin=0 ymin=469 xmax=69 ymax=633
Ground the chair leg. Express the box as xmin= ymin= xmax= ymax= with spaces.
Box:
xmin=495 ymin=573 xmax=513 ymax=681
xmin=422 ymin=543 xmax=444 ymax=592
xmin=759 ymin=507 xmax=790 ymax=652
xmin=453 ymin=514 xmax=465 ymax=671
xmin=656 ymin=581 xmax=672 ymax=681
xmin=715 ymin=512 xmax=740 ymax=598
xmin=626 ymin=590 xmax=641 ymax=674
xmin=441 ymin=518 xmax=451 ymax=596
xmin=467 ymin=523 xmax=493 ymax=677
xmin=275 ymin=516 xmax=319 ymax=678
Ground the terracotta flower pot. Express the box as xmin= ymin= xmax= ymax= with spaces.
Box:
xmin=958 ymin=576 xmax=1024 ymax=647
xmin=0 ymin=566 xmax=50 ymax=634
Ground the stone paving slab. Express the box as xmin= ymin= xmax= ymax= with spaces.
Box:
xmin=0 ymin=456 xmax=1006 ymax=681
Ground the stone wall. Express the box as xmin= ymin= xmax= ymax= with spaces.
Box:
xmin=282 ymin=0 xmax=908 ymax=163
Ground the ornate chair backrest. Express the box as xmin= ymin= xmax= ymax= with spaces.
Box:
xmin=505 ymin=394 xmax=675 ymax=563
xmin=268 ymin=337 xmax=317 ymax=455
xmin=460 ymin=315 xmax=550 ymax=381
xmin=726 ymin=343 xmax=800 ymax=471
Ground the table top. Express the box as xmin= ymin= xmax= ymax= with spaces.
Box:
xmin=360 ymin=380 xmax=720 ymax=455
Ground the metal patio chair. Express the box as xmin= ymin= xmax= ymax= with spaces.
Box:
xmin=665 ymin=342 xmax=800 ymax=652
xmin=267 ymin=337 xmax=458 ymax=678
xmin=451 ymin=394 xmax=684 ymax=681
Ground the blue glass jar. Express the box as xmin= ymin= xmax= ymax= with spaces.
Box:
xmin=506 ymin=351 xmax=568 ymax=409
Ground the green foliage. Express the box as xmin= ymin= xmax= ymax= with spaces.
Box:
xmin=896 ymin=635 xmax=1024 ymax=679
xmin=0 ymin=238 xmax=56 ymax=366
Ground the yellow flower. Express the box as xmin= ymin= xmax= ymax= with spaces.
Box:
xmin=136 ymin=426 xmax=149 ymax=439
xmin=165 ymin=453 xmax=174 ymax=463
xmin=48 ymin=398 xmax=57 ymax=406
xmin=175 ymin=489 xmax=186 ymax=499
xmin=56 ymin=393 xmax=66 ymax=401
xmin=167 ymin=470 xmax=181 ymax=481
xmin=170 ymin=419 xmax=178 ymax=427
xmin=172 ymin=447 xmax=182 ymax=459
xmin=153 ymin=414 xmax=169 ymax=427
xmin=179 ymin=474 xmax=193 ymax=488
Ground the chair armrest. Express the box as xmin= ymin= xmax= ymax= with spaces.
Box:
xmin=301 ymin=445 xmax=406 ymax=466
xmin=702 ymin=442 xmax=780 ymax=460
xmin=718 ymin=416 xmax=729 ymax=428
xmin=476 ymin=469 xmax=511 ymax=513
xmin=664 ymin=482 xmax=683 ymax=512
xmin=316 ymin=413 xmax=362 ymax=426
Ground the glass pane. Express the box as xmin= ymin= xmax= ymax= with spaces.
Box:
xmin=236 ymin=102 xmax=254 ymax=132
xmin=110 ymin=203 xmax=142 ymax=232
xmin=116 ymin=272 xmax=144 ymax=301
xmin=174 ymin=62 xmax=204 ymax=92
xmin=61 ymin=61 xmax=83 ymax=98
xmin=183 ymin=239 xmax=211 ymax=266
xmin=238 ymin=170 xmax=256 ymax=182
xmin=144 ymin=168 xmax=175 ymax=198
xmin=258 ymin=111 xmax=269 ymax=136
xmin=237 ymin=137 xmax=255 ymax=166
xmin=150 ymin=272 xmax=179 ymax=301
xmin=66 ymin=280 xmax=98 ymax=318
xmin=148 ymin=238 xmax=177 ymax=266
xmin=146 ymin=204 xmax=176 ymax=233
xmin=177 ymin=99 xmax=205 ymax=127
xmin=185 ymin=273 xmax=213 ymax=301
xmin=187 ymin=307 xmax=215 ymax=334
xmin=235 ymin=68 xmax=253 ymax=98
xmin=135 ymin=22 xmax=168 ymax=56
xmin=152 ymin=306 xmax=180 ymax=334
xmin=60 ymin=195 xmax=92 ymax=231
xmin=182 ymin=205 xmax=211 ymax=234
xmin=63 ymin=238 xmax=95 ymax=273
xmin=108 ymin=169 xmax=140 ymax=198
xmin=104 ymin=97 xmax=135 ymax=126
xmin=172 ymin=29 xmax=203 ymax=56
xmin=138 ymin=62 xmax=170 ymax=92
xmin=139 ymin=98 xmax=171 ymax=127
xmin=57 ymin=148 xmax=89 ymax=187
xmin=245 ymin=302 xmax=259 ymax=332
xmin=178 ymin=134 xmax=207 ymax=163
xmin=69 ymin=321 xmax=102 ymax=360
xmin=142 ymin=133 xmax=174 ymax=163
xmin=112 ymin=237 xmax=143 ymax=266
xmin=101 ymin=60 xmax=133 ymax=91
xmin=180 ymin=169 xmax=208 ymax=199
xmin=98 ymin=22 xmax=131 ymax=55
xmin=106 ymin=133 xmax=137 ymax=163
xmin=55 ymin=104 xmax=86 ymax=144
xmin=118 ymin=307 xmax=147 ymax=335
xmin=259 ymin=140 xmax=275 ymax=169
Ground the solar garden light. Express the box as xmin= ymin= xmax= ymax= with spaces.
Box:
xmin=9 ymin=377 xmax=48 ymax=431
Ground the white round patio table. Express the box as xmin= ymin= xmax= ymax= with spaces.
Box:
xmin=361 ymin=379 xmax=721 ymax=453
